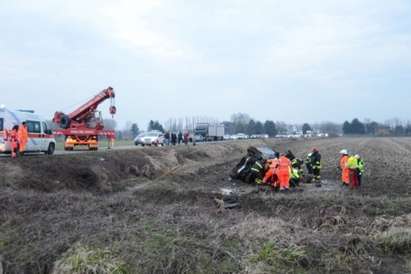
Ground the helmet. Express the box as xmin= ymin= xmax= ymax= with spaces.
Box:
xmin=355 ymin=154 xmax=360 ymax=159
xmin=340 ymin=149 xmax=348 ymax=155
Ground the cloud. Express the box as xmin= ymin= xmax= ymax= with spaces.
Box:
xmin=5 ymin=0 xmax=194 ymax=62
xmin=1 ymin=0 xmax=411 ymax=126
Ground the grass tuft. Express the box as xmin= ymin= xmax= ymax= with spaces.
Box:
xmin=52 ymin=244 xmax=129 ymax=274
xmin=250 ymin=242 xmax=308 ymax=273
xmin=379 ymin=228 xmax=411 ymax=254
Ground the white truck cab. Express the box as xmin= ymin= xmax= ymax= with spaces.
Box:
xmin=0 ymin=107 xmax=56 ymax=155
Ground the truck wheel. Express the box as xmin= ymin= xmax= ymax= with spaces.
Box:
xmin=46 ymin=143 xmax=55 ymax=155
xmin=60 ymin=115 xmax=70 ymax=129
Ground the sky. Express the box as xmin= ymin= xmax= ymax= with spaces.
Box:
xmin=1 ymin=0 xmax=411 ymax=129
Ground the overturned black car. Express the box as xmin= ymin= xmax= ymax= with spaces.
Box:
xmin=230 ymin=146 xmax=277 ymax=184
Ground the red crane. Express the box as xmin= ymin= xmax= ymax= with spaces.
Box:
xmin=53 ymin=87 xmax=117 ymax=151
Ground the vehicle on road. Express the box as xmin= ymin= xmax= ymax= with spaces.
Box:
xmin=134 ymin=131 xmax=164 ymax=146
xmin=232 ymin=133 xmax=248 ymax=140
xmin=250 ymin=134 xmax=269 ymax=139
xmin=195 ymin=123 xmax=225 ymax=141
xmin=0 ymin=107 xmax=56 ymax=155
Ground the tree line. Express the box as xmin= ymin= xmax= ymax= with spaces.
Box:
xmin=343 ymin=118 xmax=411 ymax=136
xmin=115 ymin=115 xmax=411 ymax=140
xmin=223 ymin=113 xmax=277 ymax=137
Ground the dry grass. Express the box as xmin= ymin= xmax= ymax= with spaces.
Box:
xmin=2 ymin=138 xmax=411 ymax=273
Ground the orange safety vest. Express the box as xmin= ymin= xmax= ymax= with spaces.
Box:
xmin=6 ymin=130 xmax=18 ymax=148
xmin=340 ymin=155 xmax=350 ymax=184
xmin=277 ymin=156 xmax=291 ymax=175
xmin=18 ymin=125 xmax=28 ymax=144
xmin=266 ymin=158 xmax=279 ymax=169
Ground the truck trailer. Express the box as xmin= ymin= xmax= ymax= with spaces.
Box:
xmin=195 ymin=123 xmax=225 ymax=142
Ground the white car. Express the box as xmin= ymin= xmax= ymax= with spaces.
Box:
xmin=0 ymin=107 xmax=56 ymax=155
xmin=134 ymin=131 xmax=164 ymax=146
xmin=232 ymin=133 xmax=248 ymax=140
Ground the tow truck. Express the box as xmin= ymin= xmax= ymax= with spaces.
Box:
xmin=53 ymin=87 xmax=117 ymax=151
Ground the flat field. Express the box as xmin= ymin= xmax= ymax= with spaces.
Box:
xmin=1 ymin=138 xmax=411 ymax=274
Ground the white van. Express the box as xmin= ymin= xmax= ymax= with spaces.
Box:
xmin=0 ymin=107 xmax=56 ymax=155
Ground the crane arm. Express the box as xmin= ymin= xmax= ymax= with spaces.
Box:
xmin=68 ymin=87 xmax=116 ymax=121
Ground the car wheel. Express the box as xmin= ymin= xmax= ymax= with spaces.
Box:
xmin=46 ymin=143 xmax=55 ymax=155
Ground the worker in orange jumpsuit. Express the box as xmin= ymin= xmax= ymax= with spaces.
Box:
xmin=339 ymin=149 xmax=350 ymax=186
xmin=263 ymin=157 xmax=279 ymax=187
xmin=17 ymin=121 xmax=28 ymax=155
xmin=277 ymin=154 xmax=292 ymax=191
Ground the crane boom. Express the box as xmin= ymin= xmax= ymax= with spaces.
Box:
xmin=68 ymin=87 xmax=116 ymax=122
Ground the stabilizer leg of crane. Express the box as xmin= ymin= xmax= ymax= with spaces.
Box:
xmin=88 ymin=145 xmax=98 ymax=151
xmin=108 ymin=138 xmax=114 ymax=149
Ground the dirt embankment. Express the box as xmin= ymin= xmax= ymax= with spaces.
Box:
xmin=0 ymin=140 xmax=261 ymax=193
xmin=1 ymin=138 xmax=411 ymax=274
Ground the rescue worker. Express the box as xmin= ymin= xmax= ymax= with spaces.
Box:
xmin=310 ymin=148 xmax=322 ymax=187
xmin=6 ymin=125 xmax=19 ymax=158
xmin=356 ymin=154 xmax=364 ymax=187
xmin=164 ymin=132 xmax=170 ymax=146
xmin=262 ymin=157 xmax=279 ymax=188
xmin=290 ymin=158 xmax=304 ymax=188
xmin=183 ymin=132 xmax=189 ymax=145
xmin=347 ymin=154 xmax=359 ymax=189
xmin=339 ymin=149 xmax=350 ymax=186
xmin=178 ymin=131 xmax=183 ymax=145
xmin=290 ymin=166 xmax=300 ymax=188
xmin=305 ymin=152 xmax=313 ymax=175
xmin=277 ymin=153 xmax=292 ymax=192
xmin=285 ymin=150 xmax=295 ymax=161
xmin=171 ymin=133 xmax=177 ymax=146
xmin=250 ymin=159 xmax=265 ymax=185
xmin=17 ymin=121 xmax=28 ymax=155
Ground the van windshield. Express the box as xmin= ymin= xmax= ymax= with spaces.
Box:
xmin=0 ymin=118 xmax=3 ymax=131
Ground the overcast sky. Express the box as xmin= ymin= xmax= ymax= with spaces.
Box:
xmin=1 ymin=0 xmax=411 ymax=129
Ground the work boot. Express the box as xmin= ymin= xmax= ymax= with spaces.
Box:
xmin=315 ymin=181 xmax=322 ymax=188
